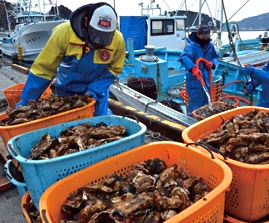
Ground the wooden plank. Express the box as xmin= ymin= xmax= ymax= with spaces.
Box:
xmin=0 ymin=177 xmax=12 ymax=192
xmin=0 ymin=148 xmax=12 ymax=192
xmin=11 ymin=64 xmax=29 ymax=75
xmin=0 ymin=142 xmax=9 ymax=161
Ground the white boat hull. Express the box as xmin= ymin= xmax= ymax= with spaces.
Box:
xmin=221 ymin=50 xmax=269 ymax=67
xmin=0 ymin=20 xmax=65 ymax=62
xmin=110 ymin=82 xmax=196 ymax=127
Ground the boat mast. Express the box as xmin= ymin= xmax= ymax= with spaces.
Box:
xmin=27 ymin=0 xmax=32 ymax=24
xmin=3 ymin=0 xmax=11 ymax=32
xmin=198 ymin=0 xmax=202 ymax=26
xmin=42 ymin=0 xmax=46 ymax=21
xmin=218 ymin=0 xmax=224 ymax=43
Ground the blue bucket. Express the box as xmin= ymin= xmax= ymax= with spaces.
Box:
xmin=8 ymin=115 xmax=146 ymax=209
xmin=4 ymin=159 xmax=27 ymax=197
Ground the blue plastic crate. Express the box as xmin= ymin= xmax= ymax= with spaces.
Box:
xmin=7 ymin=115 xmax=146 ymax=210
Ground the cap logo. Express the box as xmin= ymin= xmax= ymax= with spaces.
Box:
xmin=98 ymin=17 xmax=111 ymax=29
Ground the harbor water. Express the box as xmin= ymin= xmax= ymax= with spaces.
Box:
xmin=215 ymin=30 xmax=267 ymax=45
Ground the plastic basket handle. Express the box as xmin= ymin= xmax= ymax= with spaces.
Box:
xmin=23 ymin=203 xmax=35 ymax=223
xmin=41 ymin=209 xmax=49 ymax=223
xmin=123 ymin=114 xmax=139 ymax=123
xmin=3 ymin=164 xmax=12 ymax=181
xmin=186 ymin=142 xmax=215 ymax=159
xmin=202 ymin=142 xmax=227 ymax=160
xmin=186 ymin=141 xmax=227 ymax=160
xmin=8 ymin=143 xmax=19 ymax=157
xmin=4 ymin=158 xmax=22 ymax=179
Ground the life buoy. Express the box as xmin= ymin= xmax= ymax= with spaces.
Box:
xmin=208 ymin=21 xmax=213 ymax=27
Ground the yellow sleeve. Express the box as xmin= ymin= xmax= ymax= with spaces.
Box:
xmin=30 ymin=22 xmax=71 ymax=80
xmin=107 ymin=30 xmax=126 ymax=76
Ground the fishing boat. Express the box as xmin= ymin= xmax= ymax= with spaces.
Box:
xmin=110 ymin=0 xmax=267 ymax=125
xmin=0 ymin=0 xmax=65 ymax=63
xmin=218 ymin=23 xmax=269 ymax=67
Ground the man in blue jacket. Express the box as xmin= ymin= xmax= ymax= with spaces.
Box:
xmin=240 ymin=61 xmax=269 ymax=108
xmin=179 ymin=25 xmax=219 ymax=117
xmin=16 ymin=2 xmax=126 ymax=116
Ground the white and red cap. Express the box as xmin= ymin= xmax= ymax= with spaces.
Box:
xmin=69 ymin=3 xmax=117 ymax=47
xmin=88 ymin=4 xmax=117 ymax=46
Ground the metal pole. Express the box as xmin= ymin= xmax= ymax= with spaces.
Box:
xmin=198 ymin=0 xmax=202 ymax=26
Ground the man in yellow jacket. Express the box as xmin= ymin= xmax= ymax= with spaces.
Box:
xmin=16 ymin=2 xmax=126 ymax=116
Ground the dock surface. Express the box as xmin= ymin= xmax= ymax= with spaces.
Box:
xmin=0 ymin=63 xmax=188 ymax=222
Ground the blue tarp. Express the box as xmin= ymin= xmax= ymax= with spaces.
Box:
xmin=119 ymin=16 xmax=147 ymax=50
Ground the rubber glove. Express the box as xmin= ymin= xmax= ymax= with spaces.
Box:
xmin=15 ymin=72 xmax=51 ymax=108
xmin=240 ymin=65 xmax=255 ymax=77
xmin=191 ymin=66 xmax=202 ymax=79
xmin=205 ymin=61 xmax=213 ymax=70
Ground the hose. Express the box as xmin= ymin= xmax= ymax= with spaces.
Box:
xmin=195 ymin=58 xmax=213 ymax=102
xmin=194 ymin=58 xmax=252 ymax=107
xmin=220 ymin=80 xmax=252 ymax=106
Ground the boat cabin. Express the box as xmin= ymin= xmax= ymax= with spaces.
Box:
xmin=147 ymin=16 xmax=187 ymax=51
xmin=120 ymin=15 xmax=187 ymax=51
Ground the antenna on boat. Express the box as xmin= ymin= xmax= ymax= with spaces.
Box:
xmin=139 ymin=1 xmax=161 ymax=16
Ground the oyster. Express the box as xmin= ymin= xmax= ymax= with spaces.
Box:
xmin=0 ymin=94 xmax=92 ymax=126
xmin=60 ymin=158 xmax=210 ymax=222
xmin=27 ymin=122 xmax=126 ymax=160
xmin=204 ymin=109 xmax=269 ymax=164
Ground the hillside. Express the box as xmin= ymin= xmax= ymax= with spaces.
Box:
xmin=230 ymin=13 xmax=269 ymax=30
xmin=176 ymin=10 xmax=269 ymax=31
xmin=0 ymin=3 xmax=72 ymax=31
xmin=0 ymin=2 xmax=268 ymax=31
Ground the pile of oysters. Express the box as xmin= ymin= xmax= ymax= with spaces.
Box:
xmin=27 ymin=121 xmax=127 ymax=160
xmin=60 ymin=158 xmax=210 ymax=222
xmin=0 ymin=94 xmax=93 ymax=126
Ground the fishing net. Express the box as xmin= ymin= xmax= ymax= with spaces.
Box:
xmin=127 ymin=77 xmax=158 ymax=100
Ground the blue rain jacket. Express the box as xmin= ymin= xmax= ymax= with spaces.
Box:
xmin=179 ymin=32 xmax=219 ymax=116
xmin=251 ymin=61 xmax=269 ymax=107
xmin=20 ymin=21 xmax=126 ymax=116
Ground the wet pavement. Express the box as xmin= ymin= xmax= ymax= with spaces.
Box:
xmin=0 ymin=157 xmax=25 ymax=223
xmin=0 ymin=64 xmax=175 ymax=223
xmin=0 ymin=65 xmax=27 ymax=223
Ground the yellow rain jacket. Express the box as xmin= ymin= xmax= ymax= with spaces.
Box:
xmin=21 ymin=21 xmax=126 ymax=115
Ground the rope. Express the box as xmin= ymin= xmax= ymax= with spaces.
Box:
xmin=221 ymin=0 xmax=253 ymax=106
xmin=221 ymin=0 xmax=242 ymax=68
xmin=227 ymin=0 xmax=250 ymax=21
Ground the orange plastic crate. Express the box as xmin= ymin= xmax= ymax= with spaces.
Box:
xmin=0 ymin=98 xmax=95 ymax=149
xmin=3 ymin=83 xmax=51 ymax=108
xmin=182 ymin=106 xmax=269 ymax=221
xmin=223 ymin=214 xmax=269 ymax=223
xmin=39 ymin=141 xmax=232 ymax=223
xmin=192 ymin=101 xmax=236 ymax=121
xmin=21 ymin=191 xmax=37 ymax=223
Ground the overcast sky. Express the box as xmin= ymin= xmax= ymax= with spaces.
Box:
xmin=53 ymin=0 xmax=268 ymax=22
